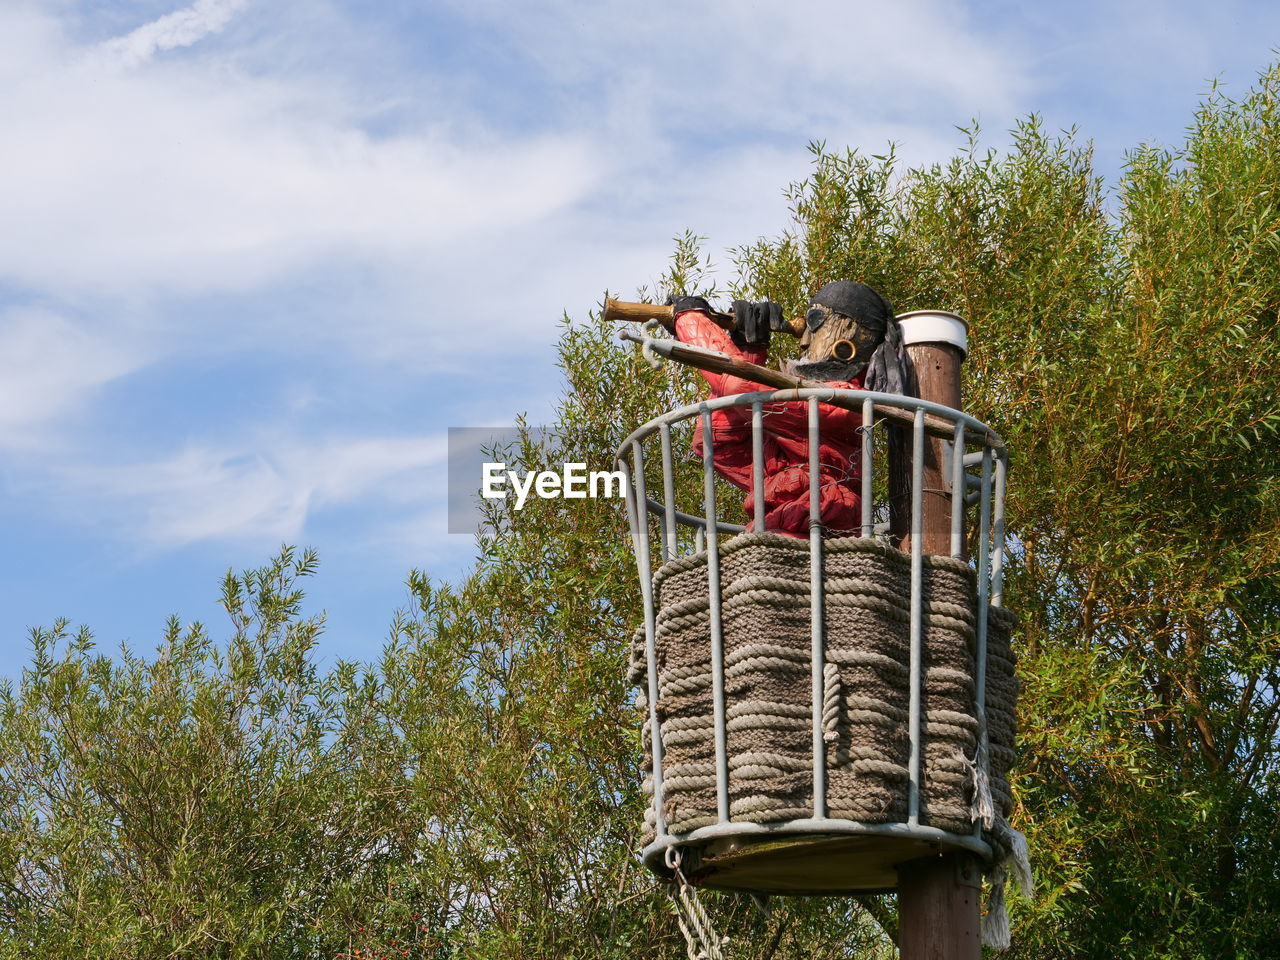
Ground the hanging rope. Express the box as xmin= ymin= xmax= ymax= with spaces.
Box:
xmin=667 ymin=853 xmax=729 ymax=960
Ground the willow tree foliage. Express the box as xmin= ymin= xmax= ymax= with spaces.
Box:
xmin=1 ymin=70 xmax=1279 ymax=959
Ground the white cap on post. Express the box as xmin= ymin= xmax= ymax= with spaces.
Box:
xmin=896 ymin=310 xmax=968 ymax=357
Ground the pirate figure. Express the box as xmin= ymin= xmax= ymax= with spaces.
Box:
xmin=668 ymin=281 xmax=910 ymax=537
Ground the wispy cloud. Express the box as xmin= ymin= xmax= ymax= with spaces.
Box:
xmin=0 ymin=4 xmax=1036 ymax=529
xmin=0 ymin=0 xmax=1034 ymax=555
xmin=0 ymin=307 xmax=148 ymax=449
xmin=62 ymin=434 xmax=447 ymax=549
xmin=435 ymin=0 xmax=1030 ymax=137
xmin=0 ymin=0 xmax=1032 ymax=312
xmin=0 ymin=6 xmax=600 ymax=307
xmin=98 ymin=0 xmax=250 ymax=68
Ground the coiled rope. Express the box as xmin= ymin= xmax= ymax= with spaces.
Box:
xmin=630 ymin=532 xmax=1027 ymax=948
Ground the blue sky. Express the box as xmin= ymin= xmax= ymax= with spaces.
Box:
xmin=1 ymin=0 xmax=1278 ymax=676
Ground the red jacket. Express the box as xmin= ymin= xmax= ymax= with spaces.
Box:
xmin=674 ymin=311 xmax=863 ymax=537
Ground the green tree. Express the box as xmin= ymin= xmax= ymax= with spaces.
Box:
xmin=3 ymin=65 xmax=1280 ymax=960
xmin=728 ymin=91 xmax=1280 ymax=956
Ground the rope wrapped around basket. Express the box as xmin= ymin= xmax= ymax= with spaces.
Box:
xmin=629 ymin=532 xmax=1026 ymax=944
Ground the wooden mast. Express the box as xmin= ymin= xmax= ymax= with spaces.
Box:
xmin=896 ymin=311 xmax=982 ymax=960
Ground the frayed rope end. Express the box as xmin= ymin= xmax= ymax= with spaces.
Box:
xmin=981 ymin=865 xmax=1011 ymax=950
xmin=964 ymin=745 xmax=996 ymax=831
xmin=981 ymin=824 xmax=1034 ymax=951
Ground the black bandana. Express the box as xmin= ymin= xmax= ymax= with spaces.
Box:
xmin=812 ymin=281 xmax=892 ymax=331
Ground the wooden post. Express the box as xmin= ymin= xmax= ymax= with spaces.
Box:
xmin=910 ymin=338 xmax=964 ymax=556
xmin=895 ymin=312 xmax=980 ymax=960
xmin=899 ymin=854 xmax=982 ymax=958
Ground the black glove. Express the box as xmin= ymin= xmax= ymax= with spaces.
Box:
xmin=667 ymin=294 xmax=713 ymax=316
xmin=730 ymin=300 xmax=782 ymax=348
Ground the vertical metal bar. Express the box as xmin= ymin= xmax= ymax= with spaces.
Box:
xmin=808 ymin=398 xmax=828 ymax=819
xmin=752 ymin=401 xmax=765 ymax=533
xmin=861 ymin=398 xmax=874 ymax=537
xmin=695 ymin=525 xmax=705 ymax=554
xmin=623 ymin=454 xmax=666 ymax=837
xmin=633 ymin=441 xmax=658 ymax=570
xmin=950 ymin=423 xmax=966 ymax=559
xmin=702 ymin=408 xmax=730 ymax=823
xmin=973 ymin=449 xmax=993 ymax=839
xmin=659 ymin=423 xmax=677 ymax=562
xmin=975 ymin=450 xmax=993 ymax=682
xmin=991 ymin=452 xmax=1008 ymax=607
xmin=907 ymin=407 xmax=925 ymax=826
xmin=633 ymin=440 xmax=650 ymax=555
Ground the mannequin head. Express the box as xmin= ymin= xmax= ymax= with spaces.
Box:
xmin=800 ymin=281 xmax=894 ymax=368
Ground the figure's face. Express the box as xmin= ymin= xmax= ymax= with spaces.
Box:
xmin=800 ymin=304 xmax=884 ymax=365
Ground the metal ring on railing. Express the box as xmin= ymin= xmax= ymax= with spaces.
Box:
xmin=641 ymin=320 xmax=667 ymax=369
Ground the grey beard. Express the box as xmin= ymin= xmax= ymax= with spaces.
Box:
xmin=786 ymin=357 xmax=868 ymax=382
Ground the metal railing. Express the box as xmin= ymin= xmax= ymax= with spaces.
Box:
xmin=617 ymin=387 xmax=1010 ymax=876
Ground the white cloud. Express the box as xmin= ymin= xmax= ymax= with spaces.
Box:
xmin=0 ymin=0 xmax=1030 ymax=313
xmin=66 ymin=434 xmax=447 ymax=548
xmin=0 ymin=0 xmax=1036 ymax=567
xmin=0 ymin=6 xmax=600 ymax=303
xmin=0 ymin=0 xmax=1034 ymax=396
xmin=0 ymin=307 xmax=148 ymax=448
xmin=437 ymin=0 xmax=1030 ymax=135
xmin=99 ymin=0 xmax=250 ymax=68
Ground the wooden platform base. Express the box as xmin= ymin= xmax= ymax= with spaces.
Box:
xmin=685 ymin=833 xmax=956 ymax=895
